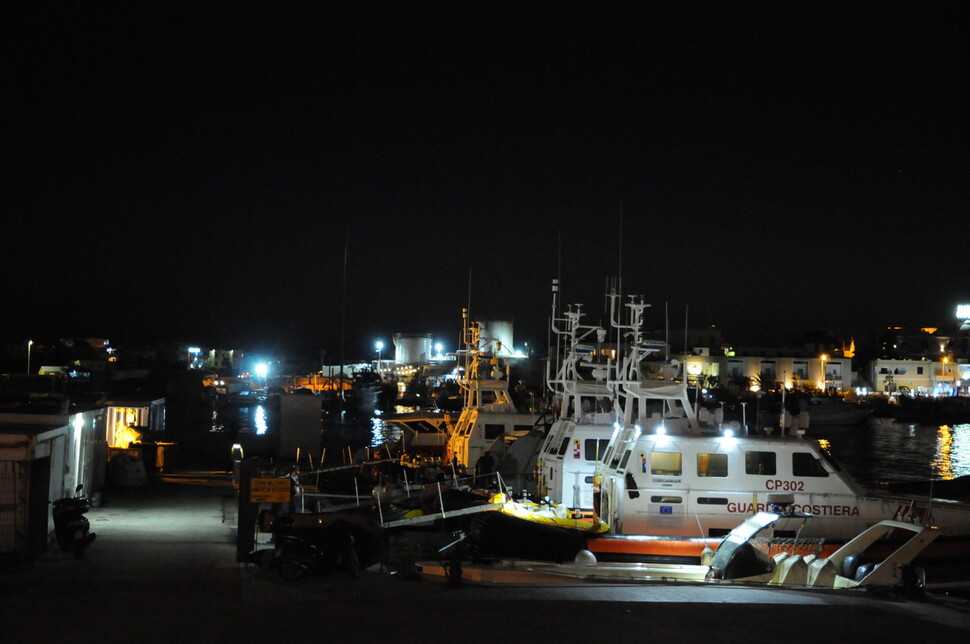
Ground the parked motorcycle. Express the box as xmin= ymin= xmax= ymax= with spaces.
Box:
xmin=53 ymin=485 xmax=96 ymax=558
xmin=268 ymin=511 xmax=382 ymax=580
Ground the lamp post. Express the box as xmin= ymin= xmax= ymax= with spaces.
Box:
xmin=254 ymin=362 xmax=268 ymax=389
xmin=27 ymin=339 xmax=33 ymax=375
xmin=375 ymin=340 xmax=384 ymax=373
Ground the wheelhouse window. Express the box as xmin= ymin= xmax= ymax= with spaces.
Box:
xmin=745 ymin=450 xmax=776 ymax=475
xmin=557 ymin=435 xmax=571 ymax=455
xmin=619 ymin=448 xmax=634 ymax=470
xmin=584 ymin=439 xmax=610 ymax=461
xmin=651 ymin=451 xmax=682 ymax=476
xmin=697 ymin=453 xmax=728 ymax=477
xmin=792 ymin=451 xmax=828 ymax=477
xmin=484 ymin=424 xmax=505 ymax=440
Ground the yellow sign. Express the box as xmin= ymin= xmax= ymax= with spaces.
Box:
xmin=250 ymin=478 xmax=292 ymax=503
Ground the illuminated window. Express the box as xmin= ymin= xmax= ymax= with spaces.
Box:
xmin=651 ymin=451 xmax=682 ymax=476
xmin=697 ymin=453 xmax=728 ymax=477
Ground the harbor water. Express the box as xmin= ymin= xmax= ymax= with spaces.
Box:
xmin=810 ymin=421 xmax=970 ymax=487
xmin=164 ymin=399 xmax=970 ymax=488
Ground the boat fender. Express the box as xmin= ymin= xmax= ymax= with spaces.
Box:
xmin=854 ymin=562 xmax=876 ymax=582
xmin=701 ymin=545 xmax=714 ymax=567
xmin=574 ymin=549 xmax=597 ymax=566
xmin=842 ymin=553 xmax=866 ymax=579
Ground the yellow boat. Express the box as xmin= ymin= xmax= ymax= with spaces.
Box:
xmin=488 ymin=492 xmax=609 ymax=534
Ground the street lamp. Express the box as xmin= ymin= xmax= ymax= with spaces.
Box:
xmin=375 ymin=340 xmax=384 ymax=373
xmin=27 ymin=340 xmax=33 ymax=375
xmin=254 ymin=362 xmax=268 ymax=388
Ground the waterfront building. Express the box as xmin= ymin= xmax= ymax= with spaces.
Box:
xmin=869 ymin=357 xmax=967 ymax=396
xmin=680 ymin=348 xmax=854 ymax=393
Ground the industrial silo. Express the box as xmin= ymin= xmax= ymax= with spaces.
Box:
xmin=393 ymin=333 xmax=432 ymax=364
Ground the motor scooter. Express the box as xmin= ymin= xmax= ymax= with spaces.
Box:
xmin=268 ymin=511 xmax=382 ymax=580
xmin=53 ymin=485 xmax=96 ymax=557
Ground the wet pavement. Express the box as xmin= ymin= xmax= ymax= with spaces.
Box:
xmin=3 ymin=474 xmax=970 ymax=643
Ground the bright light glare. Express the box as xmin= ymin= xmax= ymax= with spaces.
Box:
xmin=254 ymin=405 xmax=268 ymax=435
xmin=254 ymin=363 xmax=268 ymax=378
xmin=655 ymin=425 xmax=667 ymax=435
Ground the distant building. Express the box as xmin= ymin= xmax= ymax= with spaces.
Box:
xmin=682 ymin=351 xmax=853 ymax=393
xmin=869 ymin=358 xmax=966 ymax=395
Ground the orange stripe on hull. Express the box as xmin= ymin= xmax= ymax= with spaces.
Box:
xmin=586 ymin=536 xmax=841 ymax=561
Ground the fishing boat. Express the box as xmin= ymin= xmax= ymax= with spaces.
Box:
xmin=382 ymin=411 xmax=451 ymax=460
xmin=445 ymin=308 xmax=547 ymax=474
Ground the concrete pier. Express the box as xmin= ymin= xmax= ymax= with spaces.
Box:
xmin=4 ymin=475 xmax=970 ymax=643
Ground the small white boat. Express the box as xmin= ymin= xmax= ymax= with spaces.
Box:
xmin=421 ymin=505 xmax=938 ymax=590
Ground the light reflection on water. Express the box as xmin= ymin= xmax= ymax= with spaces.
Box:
xmin=370 ymin=417 xmax=402 ymax=448
xmin=203 ymin=403 xmax=270 ymax=436
xmin=813 ymin=422 xmax=970 ymax=485
xmin=252 ymin=405 xmax=268 ymax=435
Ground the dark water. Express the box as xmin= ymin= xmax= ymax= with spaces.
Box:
xmin=808 ymin=421 xmax=970 ymax=486
xmin=163 ymin=400 xmax=400 ymax=469
xmin=164 ymin=399 xmax=970 ymax=487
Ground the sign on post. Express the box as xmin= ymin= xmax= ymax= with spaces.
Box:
xmin=249 ymin=478 xmax=292 ymax=503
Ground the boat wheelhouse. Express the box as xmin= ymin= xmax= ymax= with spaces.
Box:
xmin=534 ymin=286 xmax=617 ymax=509
xmin=446 ymin=309 xmax=541 ymax=473
xmin=534 ymin=287 xmax=703 ymax=510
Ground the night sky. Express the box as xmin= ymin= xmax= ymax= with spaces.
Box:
xmin=4 ymin=2 xmax=969 ymax=360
